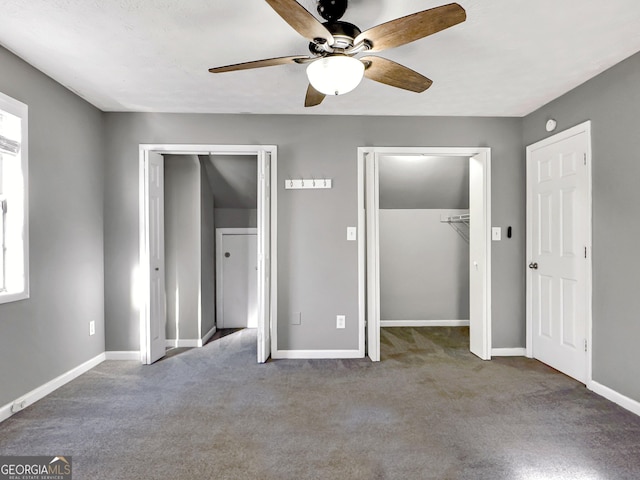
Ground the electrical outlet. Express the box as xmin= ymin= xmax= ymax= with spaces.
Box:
xmin=336 ymin=315 xmax=346 ymax=329
xmin=89 ymin=321 xmax=95 ymax=336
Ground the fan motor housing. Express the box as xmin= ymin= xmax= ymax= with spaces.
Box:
xmin=309 ymin=20 xmax=361 ymax=54
xmin=326 ymin=21 xmax=360 ymax=40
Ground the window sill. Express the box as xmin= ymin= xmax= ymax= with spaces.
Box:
xmin=0 ymin=290 xmax=29 ymax=305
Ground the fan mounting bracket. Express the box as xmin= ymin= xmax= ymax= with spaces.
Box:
xmin=317 ymin=0 xmax=348 ymax=22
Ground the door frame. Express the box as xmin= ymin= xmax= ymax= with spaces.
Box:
xmin=138 ymin=144 xmax=278 ymax=364
xmin=216 ymin=228 xmax=258 ymax=329
xmin=525 ymin=121 xmax=593 ymax=385
xmin=358 ymin=146 xmax=492 ymax=361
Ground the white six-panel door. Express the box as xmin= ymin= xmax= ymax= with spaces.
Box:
xmin=527 ymin=123 xmax=591 ymax=383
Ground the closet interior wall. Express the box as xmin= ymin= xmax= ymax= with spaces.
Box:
xmin=379 ymin=156 xmax=470 ymax=324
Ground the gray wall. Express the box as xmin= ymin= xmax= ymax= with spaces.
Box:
xmin=0 ymin=47 xmax=104 ymax=406
xmin=379 ymin=156 xmax=469 ymax=209
xmin=214 ymin=208 xmax=257 ymax=228
xmin=103 ymin=113 xmax=524 ymax=352
xmin=203 ymin=154 xmax=258 ymax=232
xmin=523 ymin=50 xmax=640 ymax=403
xmin=380 ymin=209 xmax=470 ymax=321
xmin=200 ymin=157 xmax=216 ymax=338
xmin=201 ymin=154 xmax=257 ymax=208
xmin=164 ymin=155 xmax=201 ymax=341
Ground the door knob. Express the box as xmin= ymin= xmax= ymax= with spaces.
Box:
xmin=529 ymin=262 xmax=538 ymax=270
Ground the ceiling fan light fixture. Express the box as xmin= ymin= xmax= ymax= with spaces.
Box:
xmin=306 ymin=55 xmax=364 ymax=96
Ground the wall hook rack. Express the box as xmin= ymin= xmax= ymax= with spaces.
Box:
xmin=285 ymin=178 xmax=332 ymax=190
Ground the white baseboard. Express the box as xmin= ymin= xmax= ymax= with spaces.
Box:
xmin=380 ymin=320 xmax=470 ymax=327
xmin=200 ymin=326 xmax=217 ymax=346
xmin=166 ymin=339 xmax=200 ymax=348
xmin=105 ymin=351 xmax=140 ymax=361
xmin=272 ymin=349 xmax=362 ymax=360
xmin=0 ymin=352 xmax=105 ymax=424
xmin=589 ymin=380 xmax=640 ymax=417
xmin=491 ymin=348 xmax=526 ymax=357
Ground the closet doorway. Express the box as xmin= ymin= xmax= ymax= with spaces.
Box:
xmin=358 ymin=147 xmax=491 ymax=361
xmin=139 ymin=144 xmax=277 ymax=365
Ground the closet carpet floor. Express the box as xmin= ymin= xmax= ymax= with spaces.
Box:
xmin=1 ymin=327 xmax=639 ymax=479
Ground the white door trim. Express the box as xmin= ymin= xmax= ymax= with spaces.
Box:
xmin=358 ymin=147 xmax=492 ymax=362
xmin=216 ymin=228 xmax=257 ymax=330
xmin=525 ymin=121 xmax=593 ymax=386
xmin=138 ymin=144 xmax=278 ymax=364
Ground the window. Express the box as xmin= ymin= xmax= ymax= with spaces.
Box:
xmin=0 ymin=92 xmax=28 ymax=304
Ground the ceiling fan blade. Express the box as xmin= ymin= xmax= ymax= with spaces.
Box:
xmin=265 ymin=0 xmax=334 ymax=44
xmin=355 ymin=3 xmax=466 ymax=53
xmin=361 ymin=56 xmax=433 ymax=93
xmin=305 ymin=84 xmax=326 ymax=107
xmin=209 ymin=55 xmax=310 ymax=73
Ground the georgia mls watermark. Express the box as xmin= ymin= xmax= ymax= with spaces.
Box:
xmin=0 ymin=456 xmax=72 ymax=480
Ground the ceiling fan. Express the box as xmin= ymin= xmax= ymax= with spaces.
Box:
xmin=209 ymin=0 xmax=466 ymax=107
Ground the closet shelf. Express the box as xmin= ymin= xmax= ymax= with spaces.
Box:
xmin=441 ymin=213 xmax=470 ymax=243
xmin=440 ymin=213 xmax=470 ymax=226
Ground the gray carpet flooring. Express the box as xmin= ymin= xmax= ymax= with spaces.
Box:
xmin=1 ymin=327 xmax=640 ymax=479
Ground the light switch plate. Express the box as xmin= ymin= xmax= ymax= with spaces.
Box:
xmin=336 ymin=315 xmax=346 ymax=329
xmin=347 ymin=227 xmax=357 ymax=241
xmin=291 ymin=312 xmax=301 ymax=325
xmin=492 ymin=227 xmax=502 ymax=241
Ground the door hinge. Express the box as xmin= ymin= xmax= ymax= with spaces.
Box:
xmin=583 ymin=153 xmax=587 ymax=165
xmin=584 ymin=339 xmax=588 ymax=352
xmin=584 ymin=247 xmax=587 ymax=258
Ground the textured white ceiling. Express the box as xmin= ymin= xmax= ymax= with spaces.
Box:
xmin=1 ymin=0 xmax=639 ymax=116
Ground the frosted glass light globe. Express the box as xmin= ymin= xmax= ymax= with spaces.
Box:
xmin=306 ymin=56 xmax=365 ymax=96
